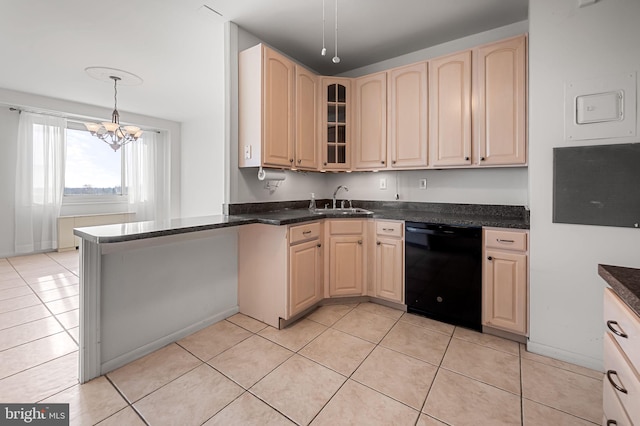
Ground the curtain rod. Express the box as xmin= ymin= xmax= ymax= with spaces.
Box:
xmin=7 ymin=106 xmax=161 ymax=134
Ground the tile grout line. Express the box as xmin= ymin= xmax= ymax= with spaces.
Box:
xmin=104 ymin=374 xmax=150 ymax=426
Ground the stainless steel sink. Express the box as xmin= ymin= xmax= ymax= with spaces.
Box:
xmin=312 ymin=208 xmax=373 ymax=215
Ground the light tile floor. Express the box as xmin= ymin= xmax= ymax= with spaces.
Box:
xmin=0 ymin=252 xmax=603 ymax=425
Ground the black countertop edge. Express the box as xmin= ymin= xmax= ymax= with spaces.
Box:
xmin=73 ymin=215 xmax=258 ymax=244
xmin=598 ymin=264 xmax=640 ymax=317
xmin=228 ymin=200 xmax=530 ymax=222
xmin=74 ymin=206 xmax=529 ymax=245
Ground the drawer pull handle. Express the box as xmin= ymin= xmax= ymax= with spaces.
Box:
xmin=606 ymin=370 xmax=628 ymax=394
xmin=607 ymin=421 xmax=617 ymax=426
xmin=497 ymin=238 xmax=515 ymax=243
xmin=302 ymin=230 xmax=312 ymax=235
xmin=382 ymin=228 xmax=394 ymax=232
xmin=606 ymin=320 xmax=628 ymax=338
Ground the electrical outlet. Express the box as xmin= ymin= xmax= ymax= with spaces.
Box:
xmin=379 ymin=178 xmax=387 ymax=190
xmin=419 ymin=178 xmax=427 ymax=189
xmin=244 ymin=145 xmax=251 ymax=159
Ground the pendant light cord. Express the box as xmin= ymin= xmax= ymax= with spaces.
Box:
xmin=334 ymin=0 xmax=338 ymax=59
xmin=321 ymin=0 xmax=326 ymax=55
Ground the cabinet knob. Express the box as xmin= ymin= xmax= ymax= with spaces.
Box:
xmin=324 ymin=162 xmax=328 ymax=166
xmin=487 ymin=256 xmax=493 ymax=261
xmin=392 ymin=160 xmax=396 ymax=164
xmin=317 ymin=243 xmax=322 ymax=248
xmin=480 ymin=157 xmax=486 ymax=161
xmin=607 ymin=420 xmax=618 ymax=426
xmin=376 ymin=241 xmax=381 ymax=245
xmin=297 ymin=159 xmax=302 ymax=164
xmin=381 ymin=160 xmax=385 ymax=164
xmin=290 ymin=159 xmax=294 ymax=163
xmin=465 ymin=156 xmax=469 ymax=161
xmin=357 ymin=240 xmax=363 ymax=245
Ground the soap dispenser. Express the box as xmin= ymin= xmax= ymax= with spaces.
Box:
xmin=309 ymin=193 xmax=316 ymax=211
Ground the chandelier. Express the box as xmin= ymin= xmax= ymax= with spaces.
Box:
xmin=84 ymin=69 xmax=143 ymax=152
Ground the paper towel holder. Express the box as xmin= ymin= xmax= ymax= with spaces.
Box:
xmin=258 ymin=167 xmax=286 ymax=191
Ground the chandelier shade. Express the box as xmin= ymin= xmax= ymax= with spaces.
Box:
xmin=84 ymin=69 xmax=143 ymax=152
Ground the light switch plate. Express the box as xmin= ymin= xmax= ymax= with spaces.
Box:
xmin=379 ymin=178 xmax=387 ymax=190
xmin=244 ymin=145 xmax=252 ymax=159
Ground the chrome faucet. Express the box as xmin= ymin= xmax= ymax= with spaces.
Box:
xmin=332 ymin=185 xmax=349 ymax=209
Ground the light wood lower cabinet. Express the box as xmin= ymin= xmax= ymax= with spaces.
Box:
xmin=326 ymin=219 xmax=365 ymax=297
xmin=482 ymin=228 xmax=529 ymax=335
xmin=238 ymin=221 xmax=323 ymax=328
xmin=603 ymin=287 xmax=640 ymax=425
xmin=289 ymin=238 xmax=323 ymax=317
xmin=374 ymin=220 xmax=404 ymax=303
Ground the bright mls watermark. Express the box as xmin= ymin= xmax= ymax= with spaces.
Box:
xmin=1 ymin=404 xmax=69 ymax=425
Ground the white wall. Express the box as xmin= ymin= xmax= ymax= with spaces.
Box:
xmin=0 ymin=88 xmax=181 ymax=258
xmin=226 ymin=21 xmax=530 ymax=207
xmin=181 ymin=22 xmax=226 ymax=217
xmin=326 ymin=168 xmax=528 ymax=206
xmin=528 ymin=0 xmax=640 ymax=370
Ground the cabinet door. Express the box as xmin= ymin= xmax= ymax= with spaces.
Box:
xmin=388 ymin=62 xmax=428 ymax=169
xmin=354 ymin=72 xmax=387 ymax=170
xmin=429 ymin=50 xmax=472 ymax=167
xmin=375 ymin=237 xmax=404 ymax=303
xmin=295 ymin=66 xmax=319 ymax=170
xmin=329 ymin=235 xmax=364 ymax=296
xmin=321 ymin=78 xmax=351 ymax=170
xmin=483 ymin=249 xmax=527 ymax=334
xmin=263 ymin=48 xmax=295 ymax=167
xmin=289 ymin=239 xmax=323 ymax=316
xmin=476 ymin=35 xmax=527 ymax=166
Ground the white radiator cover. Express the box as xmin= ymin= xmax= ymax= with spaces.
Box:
xmin=57 ymin=213 xmax=135 ymax=252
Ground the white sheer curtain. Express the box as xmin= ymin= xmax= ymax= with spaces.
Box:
xmin=125 ymin=130 xmax=171 ymax=222
xmin=14 ymin=112 xmax=67 ymax=253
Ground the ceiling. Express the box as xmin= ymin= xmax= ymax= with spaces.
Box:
xmin=0 ymin=1 xmax=527 ymax=123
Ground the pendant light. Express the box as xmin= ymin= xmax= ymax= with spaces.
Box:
xmin=321 ymin=0 xmax=327 ymax=56
xmin=332 ymin=0 xmax=340 ymax=63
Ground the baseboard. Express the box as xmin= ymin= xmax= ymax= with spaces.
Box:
xmin=483 ymin=326 xmax=527 ymax=344
xmin=100 ymin=306 xmax=239 ymax=375
xmin=526 ymin=340 xmax=603 ymax=372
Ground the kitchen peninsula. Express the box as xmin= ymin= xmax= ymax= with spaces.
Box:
xmin=75 ymin=202 xmax=528 ymax=383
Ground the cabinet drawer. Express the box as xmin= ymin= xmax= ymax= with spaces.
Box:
xmin=484 ymin=229 xmax=527 ymax=252
xmin=604 ymin=288 xmax=640 ymax=372
xmin=289 ymin=222 xmax=321 ymax=245
xmin=604 ymin=333 xmax=640 ymax=422
xmin=329 ymin=219 xmax=364 ymax=235
xmin=376 ymin=220 xmax=403 ymax=238
xmin=603 ymin=368 xmax=633 ymax=426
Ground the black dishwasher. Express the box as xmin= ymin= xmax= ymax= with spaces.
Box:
xmin=405 ymin=222 xmax=482 ymax=331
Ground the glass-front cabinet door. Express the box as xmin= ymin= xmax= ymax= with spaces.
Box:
xmin=321 ymin=78 xmax=351 ymax=170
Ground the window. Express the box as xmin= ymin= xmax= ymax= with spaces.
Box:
xmin=63 ymin=126 xmax=124 ymax=196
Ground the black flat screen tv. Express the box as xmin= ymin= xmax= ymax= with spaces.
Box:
xmin=553 ymin=143 xmax=640 ymax=228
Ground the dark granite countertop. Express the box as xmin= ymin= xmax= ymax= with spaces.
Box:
xmin=73 ymin=215 xmax=257 ymax=244
xmin=599 ymin=264 xmax=640 ymax=317
xmin=75 ymin=201 xmax=529 ymax=244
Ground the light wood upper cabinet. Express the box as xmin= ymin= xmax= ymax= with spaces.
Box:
xmin=295 ymin=66 xmax=319 ymax=170
xmin=482 ymin=228 xmax=529 ymax=335
xmin=321 ymin=78 xmax=351 ymax=170
xmin=239 ymin=44 xmax=294 ymax=169
xmin=429 ymin=50 xmax=472 ymax=167
xmin=263 ymin=47 xmax=295 ymax=167
xmin=475 ymin=35 xmax=527 ymax=166
xmin=354 ymin=72 xmax=387 ymax=170
xmin=388 ymin=62 xmax=428 ymax=169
